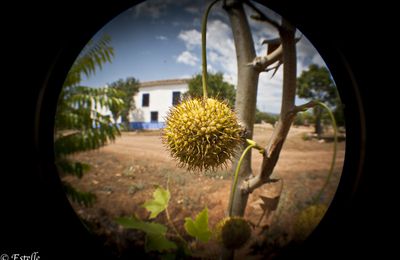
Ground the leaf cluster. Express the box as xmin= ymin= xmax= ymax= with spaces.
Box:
xmin=108 ymin=77 xmax=140 ymax=128
xmin=116 ymin=186 xmax=213 ymax=256
xmin=55 ymin=34 xmax=123 ymax=206
xmin=186 ymin=72 xmax=236 ymax=107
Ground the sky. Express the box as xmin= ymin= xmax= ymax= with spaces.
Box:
xmin=80 ymin=0 xmax=328 ymax=113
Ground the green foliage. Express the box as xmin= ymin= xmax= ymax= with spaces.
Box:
xmin=297 ymin=64 xmax=336 ymax=105
xmin=293 ymin=111 xmax=314 ymax=126
xmin=184 ymin=207 xmax=212 ymax=242
xmin=185 ymin=72 xmax=236 ymax=107
xmin=116 ymin=216 xmax=177 ymax=252
xmin=55 ymin=34 xmax=123 ymax=206
xmin=62 ymin=182 xmax=96 ymax=207
xmin=297 ymin=64 xmax=344 ymax=134
xmin=142 ymin=187 xmax=171 ymax=219
xmin=108 ymin=77 xmax=140 ymax=129
xmin=117 ymin=186 xmax=178 ymax=253
xmin=116 ymin=186 xmax=214 ymax=257
xmin=56 ymin=159 xmax=90 ymax=178
xmin=333 ymin=100 xmax=345 ymax=127
xmin=63 ymin=35 xmax=114 ymax=87
xmin=255 ymin=109 xmax=278 ymax=125
xmin=294 ymin=204 xmax=327 ymax=241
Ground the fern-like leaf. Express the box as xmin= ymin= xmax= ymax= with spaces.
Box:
xmin=63 ymin=182 xmax=96 ymax=207
xmin=56 ymin=159 xmax=90 ymax=178
xmin=63 ymin=34 xmax=114 ymax=87
xmin=55 ymin=34 xmax=119 ymax=208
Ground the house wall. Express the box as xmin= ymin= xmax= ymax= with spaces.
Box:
xmin=129 ymin=81 xmax=188 ymax=129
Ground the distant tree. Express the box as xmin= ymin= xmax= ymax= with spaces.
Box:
xmin=293 ymin=111 xmax=315 ymax=126
xmin=255 ymin=109 xmax=278 ymax=125
xmin=297 ymin=64 xmax=337 ymax=137
xmin=333 ymin=96 xmax=345 ymax=127
xmin=293 ymin=112 xmax=304 ymax=126
xmin=55 ymin=34 xmax=124 ymax=206
xmin=108 ymin=77 xmax=140 ymax=130
xmin=185 ymin=72 xmax=236 ymax=107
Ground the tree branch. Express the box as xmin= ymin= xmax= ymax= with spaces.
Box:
xmin=247 ymin=44 xmax=283 ymax=72
xmin=248 ymin=37 xmax=300 ymax=72
xmin=245 ymin=0 xmax=281 ymax=30
xmin=242 ymin=19 xmax=298 ymax=194
xmin=225 ymin=0 xmax=259 ymax=218
xmin=265 ymin=60 xmax=283 ymax=78
xmin=291 ymin=100 xmax=318 ymax=115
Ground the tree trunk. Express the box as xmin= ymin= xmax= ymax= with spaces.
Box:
xmin=243 ymin=20 xmax=297 ymax=190
xmin=314 ymin=106 xmax=323 ymax=138
xmin=223 ymin=2 xmax=298 ymax=259
xmin=225 ymin=0 xmax=259 ymax=218
xmin=222 ymin=2 xmax=258 ymax=259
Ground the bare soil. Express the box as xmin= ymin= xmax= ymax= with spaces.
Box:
xmin=63 ymin=124 xmax=345 ymax=259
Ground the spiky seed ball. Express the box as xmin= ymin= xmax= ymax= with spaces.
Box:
xmin=215 ymin=216 xmax=252 ymax=249
xmin=162 ymin=97 xmax=243 ymax=171
xmin=294 ymin=204 xmax=327 ymax=241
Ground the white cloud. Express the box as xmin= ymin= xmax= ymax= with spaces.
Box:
xmin=178 ymin=20 xmax=237 ymax=84
xmin=185 ymin=6 xmax=199 ymax=14
xmin=178 ymin=74 xmax=193 ymax=79
xmin=296 ymin=36 xmax=327 ymax=70
xmin=178 ymin=29 xmax=201 ymax=50
xmin=177 ymin=51 xmax=199 ymax=66
xmin=155 ymin=35 xmax=168 ymax=41
xmin=257 ymin=67 xmax=284 ymax=113
xmin=311 ymin=54 xmax=326 ymax=67
xmin=176 ymin=15 xmax=328 ymax=113
xmin=208 ymin=51 xmax=219 ymax=63
xmin=133 ymin=0 xmax=169 ymax=19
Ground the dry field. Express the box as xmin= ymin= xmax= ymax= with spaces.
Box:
xmin=63 ymin=124 xmax=345 ymax=259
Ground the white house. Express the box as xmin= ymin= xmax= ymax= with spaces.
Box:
xmin=129 ymin=78 xmax=190 ymax=130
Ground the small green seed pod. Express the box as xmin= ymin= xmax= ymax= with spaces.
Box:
xmin=215 ymin=216 xmax=252 ymax=250
xmin=294 ymin=204 xmax=327 ymax=241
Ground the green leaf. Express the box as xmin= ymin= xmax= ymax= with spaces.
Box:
xmin=142 ymin=187 xmax=170 ymax=219
xmin=116 ymin=216 xmax=167 ymax=234
xmin=63 ymin=181 xmax=96 ymax=207
xmin=184 ymin=207 xmax=212 ymax=242
xmin=160 ymin=253 xmax=177 ymax=260
xmin=116 ymin=216 xmax=176 ymax=252
xmin=146 ymin=233 xmax=177 ymax=252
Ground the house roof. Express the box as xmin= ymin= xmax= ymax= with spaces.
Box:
xmin=139 ymin=78 xmax=191 ymax=88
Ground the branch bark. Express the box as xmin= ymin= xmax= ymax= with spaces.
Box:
xmin=222 ymin=3 xmax=299 ymax=259
xmin=244 ymin=0 xmax=281 ymax=30
xmin=248 ymin=44 xmax=283 ymax=72
xmin=243 ymin=19 xmax=299 ymax=194
xmin=225 ymin=0 xmax=258 ymax=219
xmin=247 ymin=37 xmax=300 ymax=73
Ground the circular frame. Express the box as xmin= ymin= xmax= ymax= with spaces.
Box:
xmin=32 ymin=1 xmax=367 ymax=259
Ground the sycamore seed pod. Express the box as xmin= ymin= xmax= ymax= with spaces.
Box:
xmin=162 ymin=97 xmax=243 ymax=172
xmin=294 ymin=204 xmax=327 ymax=241
xmin=215 ymin=216 xmax=252 ymax=249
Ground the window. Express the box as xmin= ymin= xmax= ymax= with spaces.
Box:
xmin=172 ymin=91 xmax=181 ymax=106
xmin=142 ymin=93 xmax=149 ymax=107
xmin=150 ymin=111 xmax=158 ymax=122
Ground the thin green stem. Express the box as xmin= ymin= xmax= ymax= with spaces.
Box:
xmin=201 ymin=0 xmax=220 ymax=99
xmin=312 ymin=101 xmax=338 ymax=204
xmin=165 ymin=205 xmax=187 ymax=246
xmin=228 ymin=140 xmax=256 ymax=216
xmin=166 ymin=174 xmax=188 ymax=246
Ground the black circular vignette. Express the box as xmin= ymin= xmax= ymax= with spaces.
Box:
xmin=2 ymin=0 xmax=384 ymax=259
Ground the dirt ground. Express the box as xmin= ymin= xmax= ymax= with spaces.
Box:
xmin=63 ymin=124 xmax=345 ymax=259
